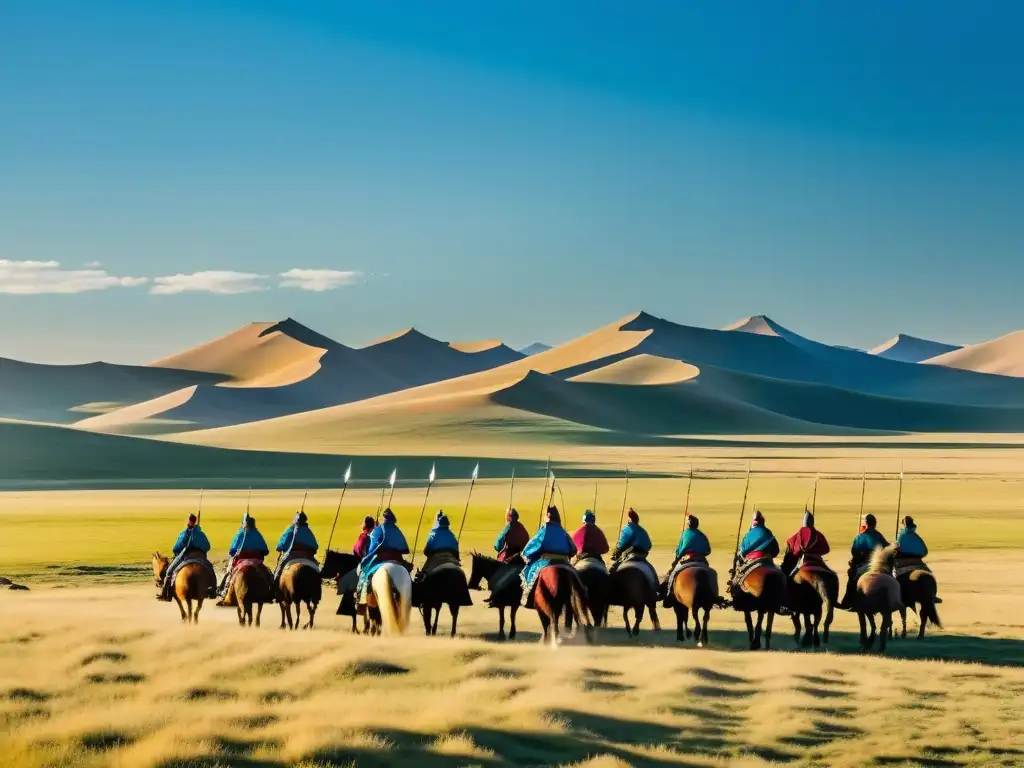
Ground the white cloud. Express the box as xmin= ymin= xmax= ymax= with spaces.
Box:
xmin=150 ymin=270 xmax=269 ymax=295
xmin=0 ymin=259 xmax=148 ymax=294
xmin=279 ymin=268 xmax=362 ymax=292
xmin=83 ymin=260 xmax=103 ymax=268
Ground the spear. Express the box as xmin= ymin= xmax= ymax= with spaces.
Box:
xmin=552 ymin=471 xmax=567 ymax=512
xmin=857 ymin=468 xmax=867 ymax=534
xmin=678 ymin=465 xmax=694 ymax=537
xmin=592 ymin=479 xmax=599 ymax=513
xmin=195 ymin=488 xmax=205 ymax=527
xmin=456 ymin=463 xmax=481 ymax=542
xmin=616 ymin=467 xmax=631 ymax=534
xmin=245 ymin=486 xmax=252 ymax=520
xmin=409 ymin=463 xmax=437 ymax=567
xmin=894 ymin=464 xmax=905 ymax=539
xmin=325 ymin=463 xmax=353 ymax=553
xmin=375 ymin=468 xmax=397 ymax=524
xmin=508 ymin=468 xmax=516 ymax=511
xmin=236 ymin=487 xmax=253 ymax=557
xmin=811 ymin=473 xmax=820 ymax=516
xmin=537 ymin=457 xmax=551 ymax=528
xmin=731 ymin=463 xmax=752 ymax=566
xmin=386 ymin=467 xmax=399 ymax=511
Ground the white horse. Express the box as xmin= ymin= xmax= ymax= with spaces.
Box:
xmin=369 ymin=562 xmax=413 ymax=635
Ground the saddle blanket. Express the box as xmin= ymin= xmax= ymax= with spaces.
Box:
xmin=175 ymin=556 xmax=214 ymax=575
xmin=894 ymin=558 xmax=930 ymax=579
xmin=575 ymin=556 xmax=608 ymax=575
xmin=732 ymin=557 xmax=781 ymax=593
xmin=417 ymin=553 xmax=463 ymax=580
xmin=281 ymin=557 xmax=319 ymax=573
xmin=794 ymin=564 xmax=835 ymax=580
xmin=618 ymin=559 xmax=659 ymax=592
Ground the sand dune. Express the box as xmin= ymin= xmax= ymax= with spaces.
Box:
xmin=870 ymin=334 xmax=961 ymax=363
xmin=722 ymin=315 xmax=780 ymax=336
xmin=925 ymin=330 xmax=1024 ymax=377
xmin=519 ymin=342 xmax=552 ymax=356
xmin=570 ymin=354 xmax=700 ymax=385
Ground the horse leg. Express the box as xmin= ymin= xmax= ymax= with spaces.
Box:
xmin=792 ymin=612 xmax=802 ymax=646
xmin=751 ymin=609 xmax=764 ymax=650
xmin=744 ymin=611 xmax=755 ymax=648
xmin=880 ymin=613 xmax=891 ymax=654
xmin=174 ymin=595 xmax=187 ymax=623
xmin=858 ymin=611 xmax=868 ymax=650
xmin=509 ymin=605 xmax=519 ymax=640
xmin=811 ymin=611 xmax=821 ymax=649
xmin=194 ymin=598 xmax=203 ymax=625
xmin=293 ymin=600 xmax=302 ymax=631
xmin=255 ymin=603 xmax=263 ymax=628
xmin=691 ymin=608 xmax=701 ymax=646
xmin=823 ymin=601 xmax=834 ymax=645
xmin=432 ymin=606 xmax=441 ymax=636
xmin=700 ymin=607 xmax=710 ymax=647
xmin=497 ymin=606 xmax=506 ymax=641
xmin=918 ymin=604 xmax=929 ymax=639
xmin=307 ymin=602 xmax=317 ymax=630
xmin=674 ymin=604 xmax=687 ymax=642
xmin=649 ymin=602 xmax=661 ymax=631
xmin=765 ymin=610 xmax=775 ymax=650
xmin=185 ymin=598 xmax=194 ymax=624
xmin=633 ymin=604 xmax=646 ymax=637
xmin=538 ymin=611 xmax=551 ymax=645
xmin=899 ymin=606 xmax=908 ymax=639
xmin=622 ymin=607 xmax=632 ymax=636
xmin=279 ymin=601 xmax=287 ymax=630
xmin=422 ymin=606 xmax=432 ymax=636
xmin=450 ymin=605 xmax=459 ymax=638
xmin=865 ymin=613 xmax=877 ymax=650
xmin=801 ymin=613 xmax=813 ymax=648
xmin=237 ymin=604 xmax=245 ymax=627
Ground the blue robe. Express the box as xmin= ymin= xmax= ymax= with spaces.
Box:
xmin=616 ymin=521 xmax=653 ymax=553
xmin=493 ymin=523 xmax=512 ymax=552
xmin=424 ymin=524 xmax=459 ymax=556
xmin=740 ymin=525 xmax=777 ymax=558
xmin=675 ymin=529 xmax=711 ymax=559
xmin=522 ymin=523 xmax=577 ymax=588
xmin=172 ymin=526 xmax=211 ymax=555
xmin=851 ymin=529 xmax=889 ymax=557
xmin=358 ymin=521 xmax=410 ymax=594
xmin=228 ymin=527 xmax=270 ymax=557
xmin=276 ymin=524 xmax=318 ymax=553
xmin=896 ymin=526 xmax=928 ymax=557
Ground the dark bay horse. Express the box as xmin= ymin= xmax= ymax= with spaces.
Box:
xmin=532 ymin=564 xmax=594 ymax=646
xmin=413 ymin=558 xmax=473 ymax=637
xmin=608 ymin=565 xmax=661 ymax=637
xmin=729 ymin=561 xmax=787 ymax=650
xmin=320 ymin=550 xmax=362 ymax=633
xmin=896 ymin=565 xmax=941 ymax=640
xmin=468 ymin=553 xmax=523 ymax=641
xmin=669 ymin=562 xmax=720 ymax=647
xmin=153 ymin=552 xmax=215 ymax=625
xmin=567 ymin=557 xmax=609 ymax=631
xmin=224 ymin=561 xmax=274 ymax=628
xmin=783 ymin=559 xmax=839 ymax=649
xmin=277 ymin=560 xmax=322 ymax=630
xmin=854 ymin=544 xmax=904 ymax=653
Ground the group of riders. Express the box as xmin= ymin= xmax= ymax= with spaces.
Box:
xmin=158 ymin=499 xmax=937 ymax=617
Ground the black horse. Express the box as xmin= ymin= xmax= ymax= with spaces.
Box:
xmin=567 ymin=557 xmax=608 ymax=631
xmin=412 ymin=557 xmax=473 ymax=637
xmin=467 ymin=553 xmax=523 ymax=641
xmin=320 ymin=550 xmax=362 ymax=633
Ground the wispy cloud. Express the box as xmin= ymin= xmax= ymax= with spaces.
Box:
xmin=0 ymin=260 xmax=148 ymax=294
xmin=279 ymin=268 xmax=362 ymax=292
xmin=150 ymin=271 xmax=268 ymax=295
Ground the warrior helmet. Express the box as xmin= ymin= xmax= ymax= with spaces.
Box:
xmin=583 ymin=510 xmax=596 ymax=524
xmin=546 ymin=505 xmax=561 ymax=525
xmin=627 ymin=508 xmax=639 ymax=524
xmin=686 ymin=514 xmax=699 ymax=529
xmin=506 ymin=508 xmax=519 ymax=522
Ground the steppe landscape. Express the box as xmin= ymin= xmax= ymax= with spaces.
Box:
xmin=3 ymin=311 xmax=1024 ymax=767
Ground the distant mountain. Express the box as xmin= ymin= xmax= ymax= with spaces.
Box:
xmin=519 ymin=342 xmax=552 ymax=356
xmin=925 ymin=330 xmax=1024 ymax=377
xmin=870 ymin=334 xmax=962 ymax=364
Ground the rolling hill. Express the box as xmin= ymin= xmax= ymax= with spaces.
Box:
xmin=870 ymin=334 xmax=962 ymax=363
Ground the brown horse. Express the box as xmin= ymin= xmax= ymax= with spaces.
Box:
xmin=277 ymin=561 xmax=322 ymax=630
xmin=785 ymin=565 xmax=839 ymax=649
xmin=729 ymin=562 xmax=788 ymax=650
xmin=566 ymin=558 xmax=609 ymax=632
xmin=896 ymin=568 xmax=942 ymax=640
xmin=413 ymin=562 xmax=473 ymax=637
xmin=670 ymin=563 xmax=720 ymax=647
xmin=467 ymin=553 xmax=522 ymax=641
xmin=608 ymin=565 xmax=661 ymax=637
xmin=854 ymin=543 xmax=904 ymax=653
xmin=152 ymin=552 xmax=215 ymax=624
xmin=223 ymin=562 xmax=275 ymax=628
xmin=532 ymin=564 xmax=593 ymax=646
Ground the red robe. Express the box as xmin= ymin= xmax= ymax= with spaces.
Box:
xmin=352 ymin=532 xmax=372 ymax=559
xmin=572 ymin=524 xmax=610 ymax=556
xmin=497 ymin=521 xmax=530 ymax=562
xmin=786 ymin=527 xmax=830 ymax=565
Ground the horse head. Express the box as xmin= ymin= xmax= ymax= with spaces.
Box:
xmin=468 ymin=552 xmax=498 ymax=590
xmin=320 ymin=549 xmax=360 ymax=581
xmin=152 ymin=552 xmax=169 ymax=584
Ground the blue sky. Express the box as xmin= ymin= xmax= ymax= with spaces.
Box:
xmin=2 ymin=1 xmax=1022 ymax=363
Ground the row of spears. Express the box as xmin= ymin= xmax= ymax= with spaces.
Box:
xmin=154 ymin=461 xmax=936 ymax=655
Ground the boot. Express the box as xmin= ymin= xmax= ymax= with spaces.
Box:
xmin=836 ymin=570 xmax=857 ymax=610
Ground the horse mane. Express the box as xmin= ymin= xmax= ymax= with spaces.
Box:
xmin=471 ymin=552 xmax=500 ymax=567
xmin=867 ymin=542 xmax=900 ymax=575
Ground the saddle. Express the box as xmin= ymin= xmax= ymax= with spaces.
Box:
xmin=893 ymin=557 xmax=930 ymax=579
xmin=616 ymin=555 xmax=659 ymax=592
xmin=574 ymin=555 xmax=608 ymax=575
xmin=731 ymin=557 xmax=781 ymax=592
xmin=221 ymin=559 xmax=273 ymax=606
xmin=416 ymin=552 xmax=463 ymax=582
xmin=791 ymin=555 xmax=834 ymax=579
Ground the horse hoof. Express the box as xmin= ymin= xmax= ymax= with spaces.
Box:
xmin=697 ymin=642 xmax=703 ymax=648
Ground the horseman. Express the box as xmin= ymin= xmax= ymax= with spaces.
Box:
xmin=357 ymin=508 xmax=410 ymax=603
xmin=781 ymin=510 xmax=831 ymax=576
xmin=158 ymin=513 xmax=212 ymax=601
xmin=216 ymin=513 xmax=271 ymax=604
xmin=334 ymin=515 xmax=376 ymax=606
xmin=273 ymin=511 xmax=319 ymax=583
xmin=494 ymin=508 xmax=530 ymax=564
xmin=730 ymin=510 xmax=779 ymax=590
xmin=416 ymin=511 xmax=460 ymax=583
xmin=572 ymin=510 xmax=610 ymax=562
xmin=610 ymin=509 xmax=653 ymax=574
xmin=896 ymin=516 xmax=928 ymax=559
xmin=353 ymin=515 xmax=376 ymax=560
xmin=520 ymin=506 xmax=577 ymax=606
xmin=659 ymin=514 xmax=711 ymax=600
xmin=837 ymin=513 xmax=889 ymax=610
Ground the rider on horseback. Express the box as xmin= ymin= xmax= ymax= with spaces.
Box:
xmin=354 ymin=515 xmax=376 ymax=559
xmin=494 ymin=508 xmax=530 ymax=564
xmin=520 ymin=506 xmax=577 ymax=607
xmin=781 ymin=511 xmax=831 ymax=576
xmin=334 ymin=515 xmax=376 ymax=606
xmin=416 ymin=511 xmax=460 ymax=582
xmin=837 ymin=513 xmax=889 ymax=610
xmin=658 ymin=513 xmax=711 ymax=601
xmin=572 ymin=510 xmax=610 ymax=563
xmin=158 ymin=513 xmax=212 ymax=601
xmin=273 ymin=511 xmax=319 ymax=583
xmin=895 ymin=516 xmax=940 ymax=602
xmin=729 ymin=510 xmax=780 ymax=592
xmin=357 ymin=508 xmax=410 ymax=603
xmin=216 ymin=513 xmax=271 ymax=603
xmin=609 ymin=509 xmax=658 ymax=590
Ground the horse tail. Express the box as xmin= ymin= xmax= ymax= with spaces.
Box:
xmin=868 ymin=543 xmax=899 ymax=575
xmin=374 ymin=564 xmax=412 ymax=635
xmin=916 ymin=572 xmax=942 ymax=628
xmin=567 ymin=571 xmax=594 ymax=637
xmin=812 ymin=573 xmax=833 ymax=619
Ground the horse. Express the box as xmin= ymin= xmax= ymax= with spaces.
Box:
xmin=895 ymin=565 xmax=941 ymax=640
xmin=566 ymin=557 xmax=609 ymax=632
xmin=608 ymin=564 xmax=661 ymax=637
xmin=854 ymin=543 xmax=905 ymax=653
xmin=223 ymin=561 xmax=275 ymax=628
xmin=413 ymin=557 xmax=473 ymax=637
xmin=729 ymin=560 xmax=788 ymax=650
xmin=531 ymin=564 xmax=594 ymax=646
xmin=467 ymin=553 xmax=523 ymax=641
xmin=669 ymin=562 xmax=720 ymax=647
xmin=152 ymin=552 xmax=216 ymax=625
xmin=365 ymin=562 xmax=413 ymax=636
xmin=277 ymin=559 xmax=322 ymax=630
xmin=320 ymin=550 xmax=362 ymax=633
xmin=783 ymin=558 xmax=839 ymax=649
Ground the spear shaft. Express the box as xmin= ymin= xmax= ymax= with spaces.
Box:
xmin=857 ymin=469 xmax=866 ymax=534
xmin=731 ymin=463 xmax=752 ymax=564
xmin=616 ymin=467 xmax=631 ymax=533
